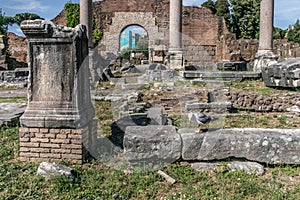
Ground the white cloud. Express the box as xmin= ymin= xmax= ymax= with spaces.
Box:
xmin=5 ymin=0 xmax=50 ymax=13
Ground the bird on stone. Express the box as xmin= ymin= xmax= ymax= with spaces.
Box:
xmin=188 ymin=112 xmax=212 ymax=133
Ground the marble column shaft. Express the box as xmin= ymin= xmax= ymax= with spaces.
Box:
xmin=169 ymin=0 xmax=182 ymax=51
xmin=80 ymin=0 xmax=93 ymax=48
xmin=259 ymin=0 xmax=274 ymax=51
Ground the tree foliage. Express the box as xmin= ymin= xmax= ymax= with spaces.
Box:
xmin=14 ymin=13 xmax=42 ymax=25
xmin=229 ymin=0 xmax=260 ymax=39
xmin=201 ymin=0 xmax=260 ymax=39
xmin=215 ymin=0 xmax=230 ymax=27
xmin=64 ymin=2 xmax=80 ymax=28
xmin=0 ymin=15 xmax=14 ymax=35
xmin=201 ymin=0 xmax=216 ymax=14
xmin=273 ymin=27 xmax=287 ymax=40
xmin=0 ymin=12 xmax=42 ymax=35
xmin=287 ymin=20 xmax=300 ymax=44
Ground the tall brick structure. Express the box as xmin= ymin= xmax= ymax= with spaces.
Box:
xmin=19 ymin=20 xmax=97 ymax=164
xmin=89 ymin=0 xmax=228 ymax=68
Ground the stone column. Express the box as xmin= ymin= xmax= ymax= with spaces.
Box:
xmin=168 ymin=0 xmax=184 ymax=69
xmin=80 ymin=0 xmax=99 ymax=84
xmin=80 ymin=0 xmax=93 ymax=48
xmin=19 ymin=20 xmax=97 ymax=164
xmin=254 ymin=0 xmax=278 ymax=72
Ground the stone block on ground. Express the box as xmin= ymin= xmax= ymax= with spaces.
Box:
xmin=124 ymin=125 xmax=182 ymax=170
xmin=37 ymin=162 xmax=75 ymax=180
xmin=180 ymin=128 xmax=300 ymax=165
xmin=227 ymin=161 xmax=264 ymax=175
xmin=147 ymin=107 xmax=168 ymax=125
xmin=191 ymin=162 xmax=223 ymax=172
xmin=262 ymin=58 xmax=300 ymax=88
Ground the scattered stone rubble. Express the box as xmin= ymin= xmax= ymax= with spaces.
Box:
xmin=37 ymin=162 xmax=75 ymax=180
xmin=263 ymin=57 xmax=300 ymax=88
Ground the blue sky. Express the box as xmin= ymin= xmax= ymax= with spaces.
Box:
xmin=0 ymin=0 xmax=299 ymax=35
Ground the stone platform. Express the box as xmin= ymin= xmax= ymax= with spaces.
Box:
xmin=180 ymin=71 xmax=262 ymax=82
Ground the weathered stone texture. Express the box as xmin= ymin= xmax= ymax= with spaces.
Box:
xmin=20 ymin=20 xmax=94 ymax=128
xmin=216 ymin=34 xmax=300 ymax=62
xmin=262 ymin=58 xmax=300 ymax=88
xmin=226 ymin=89 xmax=300 ymax=112
xmin=182 ymin=7 xmax=228 ymax=46
xmin=180 ymin=128 xmax=300 ymax=164
xmin=124 ymin=125 xmax=182 ymax=170
xmin=7 ymin=32 xmax=28 ymax=66
xmin=37 ymin=162 xmax=75 ymax=180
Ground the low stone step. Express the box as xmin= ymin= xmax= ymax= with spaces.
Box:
xmin=191 ymin=79 xmax=231 ymax=86
xmin=180 ymin=71 xmax=262 ymax=81
xmin=185 ymin=102 xmax=232 ymax=111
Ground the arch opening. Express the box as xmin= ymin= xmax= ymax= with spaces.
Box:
xmin=119 ymin=25 xmax=149 ymax=64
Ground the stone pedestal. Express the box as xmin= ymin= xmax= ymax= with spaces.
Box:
xmin=253 ymin=50 xmax=278 ymax=73
xmin=19 ymin=20 xmax=96 ymax=164
xmin=168 ymin=51 xmax=184 ymax=70
xmin=254 ymin=0 xmax=277 ymax=72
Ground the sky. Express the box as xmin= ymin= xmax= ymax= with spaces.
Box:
xmin=0 ymin=0 xmax=299 ymax=36
xmin=120 ymin=26 xmax=147 ymax=50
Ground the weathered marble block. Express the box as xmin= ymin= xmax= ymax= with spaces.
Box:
xmin=20 ymin=20 xmax=95 ymax=128
xmin=180 ymin=128 xmax=300 ymax=164
xmin=124 ymin=125 xmax=182 ymax=170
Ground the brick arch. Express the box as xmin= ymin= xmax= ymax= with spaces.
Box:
xmin=100 ymin=12 xmax=165 ymax=67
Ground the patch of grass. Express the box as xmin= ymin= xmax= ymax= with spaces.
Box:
xmin=0 ymin=97 xmax=27 ymax=103
xmin=230 ymin=80 xmax=299 ymax=95
xmin=94 ymin=100 xmax=114 ymax=137
xmin=224 ymin=112 xmax=300 ymax=128
xmin=1 ymin=125 xmax=300 ymax=199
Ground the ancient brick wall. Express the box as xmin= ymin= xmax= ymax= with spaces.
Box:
xmin=7 ymin=33 xmax=28 ymax=64
xmin=19 ymin=120 xmax=97 ymax=164
xmin=182 ymin=7 xmax=228 ymax=46
xmin=93 ymin=0 xmax=227 ymax=67
xmin=216 ymin=34 xmax=300 ymax=62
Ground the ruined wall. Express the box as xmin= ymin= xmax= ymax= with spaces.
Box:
xmin=273 ymin=40 xmax=300 ymax=59
xmin=7 ymin=32 xmax=28 ymax=64
xmin=216 ymin=34 xmax=300 ymax=62
xmin=52 ymin=9 xmax=67 ymax=27
xmin=182 ymin=7 xmax=228 ymax=46
xmin=92 ymin=0 xmax=227 ymax=67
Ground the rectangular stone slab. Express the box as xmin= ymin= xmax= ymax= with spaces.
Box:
xmin=180 ymin=128 xmax=300 ymax=164
xmin=124 ymin=125 xmax=182 ymax=170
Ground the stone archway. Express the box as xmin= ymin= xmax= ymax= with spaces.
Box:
xmin=119 ymin=24 xmax=149 ymax=63
xmin=99 ymin=12 xmax=165 ymax=67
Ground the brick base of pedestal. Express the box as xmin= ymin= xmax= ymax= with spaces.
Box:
xmin=18 ymin=120 xmax=97 ymax=164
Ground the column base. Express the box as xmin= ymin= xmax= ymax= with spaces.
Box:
xmin=18 ymin=119 xmax=98 ymax=165
xmin=168 ymin=51 xmax=184 ymax=70
xmin=253 ymin=50 xmax=278 ymax=72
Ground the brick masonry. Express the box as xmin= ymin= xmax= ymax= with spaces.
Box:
xmin=18 ymin=120 xmax=97 ymax=164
